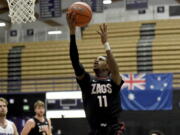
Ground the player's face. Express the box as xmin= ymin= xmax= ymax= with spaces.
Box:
xmin=93 ymin=56 xmax=108 ymax=70
xmin=35 ymin=106 xmax=45 ymax=117
xmin=0 ymin=101 xmax=8 ymax=117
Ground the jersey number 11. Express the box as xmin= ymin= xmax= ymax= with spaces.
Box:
xmin=97 ymin=95 xmax=108 ymax=107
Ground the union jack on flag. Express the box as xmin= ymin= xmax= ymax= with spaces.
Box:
xmin=120 ymin=73 xmax=173 ymax=110
xmin=121 ymin=73 xmax=146 ymax=90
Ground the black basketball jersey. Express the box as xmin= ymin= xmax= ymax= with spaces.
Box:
xmin=77 ymin=72 xmax=124 ymax=129
xmin=28 ymin=117 xmax=49 ymax=135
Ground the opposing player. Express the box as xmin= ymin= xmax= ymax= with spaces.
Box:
xmin=67 ymin=12 xmax=125 ymax=135
xmin=0 ymin=97 xmax=19 ymax=135
xmin=21 ymin=100 xmax=52 ymax=135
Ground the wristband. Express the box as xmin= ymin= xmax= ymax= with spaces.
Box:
xmin=104 ymin=42 xmax=111 ymax=51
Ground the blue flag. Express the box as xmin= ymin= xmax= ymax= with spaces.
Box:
xmin=120 ymin=73 xmax=173 ymax=110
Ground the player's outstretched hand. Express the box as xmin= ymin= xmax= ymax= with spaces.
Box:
xmin=97 ymin=23 xmax=108 ymax=45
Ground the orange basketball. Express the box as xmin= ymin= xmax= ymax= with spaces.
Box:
xmin=68 ymin=2 xmax=92 ymax=27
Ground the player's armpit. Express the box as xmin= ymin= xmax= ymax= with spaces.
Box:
xmin=76 ymin=72 xmax=86 ymax=80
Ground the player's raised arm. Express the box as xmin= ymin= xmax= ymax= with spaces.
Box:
xmin=97 ymin=24 xmax=122 ymax=85
xmin=66 ymin=12 xmax=86 ymax=80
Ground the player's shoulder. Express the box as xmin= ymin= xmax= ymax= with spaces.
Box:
xmin=26 ymin=118 xmax=36 ymax=126
xmin=6 ymin=119 xmax=17 ymax=129
xmin=47 ymin=118 xmax=51 ymax=124
xmin=47 ymin=118 xmax=51 ymax=121
xmin=28 ymin=118 xmax=35 ymax=122
xmin=77 ymin=72 xmax=92 ymax=82
xmin=44 ymin=117 xmax=50 ymax=122
xmin=23 ymin=118 xmax=36 ymax=129
xmin=6 ymin=119 xmax=15 ymax=125
xmin=110 ymin=77 xmax=124 ymax=87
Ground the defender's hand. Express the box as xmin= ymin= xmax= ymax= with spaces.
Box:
xmin=97 ymin=24 xmax=108 ymax=44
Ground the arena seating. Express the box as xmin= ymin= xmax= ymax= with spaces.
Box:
xmin=152 ymin=20 xmax=180 ymax=88
xmin=1 ymin=19 xmax=180 ymax=92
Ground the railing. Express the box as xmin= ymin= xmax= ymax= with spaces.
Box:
xmin=0 ymin=76 xmax=79 ymax=92
xmin=1 ymin=72 xmax=180 ymax=93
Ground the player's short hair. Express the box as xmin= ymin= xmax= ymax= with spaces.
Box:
xmin=34 ymin=100 xmax=45 ymax=109
xmin=0 ymin=98 xmax=8 ymax=106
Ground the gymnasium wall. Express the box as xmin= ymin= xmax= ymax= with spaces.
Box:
xmin=92 ymin=0 xmax=180 ymax=23
xmin=1 ymin=0 xmax=180 ymax=43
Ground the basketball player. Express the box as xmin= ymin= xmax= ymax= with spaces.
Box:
xmin=21 ymin=100 xmax=52 ymax=135
xmin=67 ymin=12 xmax=125 ymax=135
xmin=0 ymin=97 xmax=19 ymax=135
